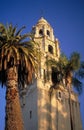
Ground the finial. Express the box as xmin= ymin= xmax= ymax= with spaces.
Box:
xmin=40 ymin=9 xmax=44 ymax=18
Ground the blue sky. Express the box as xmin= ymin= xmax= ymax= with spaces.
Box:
xmin=0 ymin=0 xmax=84 ymax=129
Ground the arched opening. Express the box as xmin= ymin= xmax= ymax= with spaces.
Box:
xmin=48 ymin=45 xmax=53 ymax=54
xmin=47 ymin=30 xmax=50 ymax=37
xmin=39 ymin=29 xmax=43 ymax=35
xmin=51 ymin=67 xmax=62 ymax=85
xmin=52 ymin=67 xmax=58 ymax=84
xmin=58 ymin=91 xmax=61 ymax=98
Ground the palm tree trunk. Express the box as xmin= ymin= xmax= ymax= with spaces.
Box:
xmin=5 ymin=66 xmax=24 ymax=130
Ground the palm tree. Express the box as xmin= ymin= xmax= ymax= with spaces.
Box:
xmin=46 ymin=52 xmax=84 ymax=130
xmin=0 ymin=23 xmax=39 ymax=130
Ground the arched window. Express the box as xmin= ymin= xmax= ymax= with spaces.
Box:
xmin=39 ymin=29 xmax=43 ymax=35
xmin=58 ymin=91 xmax=61 ymax=98
xmin=48 ymin=45 xmax=53 ymax=54
xmin=47 ymin=30 xmax=50 ymax=37
xmin=57 ymin=91 xmax=62 ymax=101
xmin=52 ymin=67 xmax=57 ymax=85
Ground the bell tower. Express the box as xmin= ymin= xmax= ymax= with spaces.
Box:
xmin=32 ymin=17 xmax=60 ymax=57
xmin=21 ymin=17 xmax=82 ymax=130
xmin=31 ymin=17 xmax=60 ymax=85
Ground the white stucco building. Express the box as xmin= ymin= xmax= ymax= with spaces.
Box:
xmin=20 ymin=17 xmax=82 ymax=130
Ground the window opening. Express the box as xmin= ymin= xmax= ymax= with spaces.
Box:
xmin=57 ymin=91 xmax=62 ymax=101
xmin=52 ymin=67 xmax=58 ymax=84
xmin=44 ymin=69 xmax=46 ymax=82
xmin=58 ymin=91 xmax=61 ymax=98
xmin=39 ymin=29 xmax=43 ymax=35
xmin=48 ymin=45 xmax=53 ymax=54
xmin=30 ymin=110 xmax=32 ymax=119
xmin=47 ymin=30 xmax=50 ymax=37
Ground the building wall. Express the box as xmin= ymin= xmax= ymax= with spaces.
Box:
xmin=38 ymin=88 xmax=51 ymax=130
xmin=21 ymin=80 xmax=38 ymax=130
xmin=21 ymin=80 xmax=82 ymax=130
xmin=21 ymin=17 xmax=82 ymax=130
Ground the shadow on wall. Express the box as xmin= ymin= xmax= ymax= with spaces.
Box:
xmin=38 ymin=88 xmax=82 ymax=130
xmin=38 ymin=88 xmax=69 ymax=130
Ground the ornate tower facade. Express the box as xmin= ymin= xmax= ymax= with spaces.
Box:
xmin=21 ymin=17 xmax=82 ymax=130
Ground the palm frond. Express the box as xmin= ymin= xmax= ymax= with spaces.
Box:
xmin=72 ymin=77 xmax=83 ymax=94
xmin=70 ymin=52 xmax=80 ymax=71
xmin=75 ymin=61 xmax=84 ymax=79
xmin=0 ymin=23 xmax=5 ymax=33
xmin=15 ymin=26 xmax=26 ymax=36
xmin=0 ymin=23 xmax=41 ymax=88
